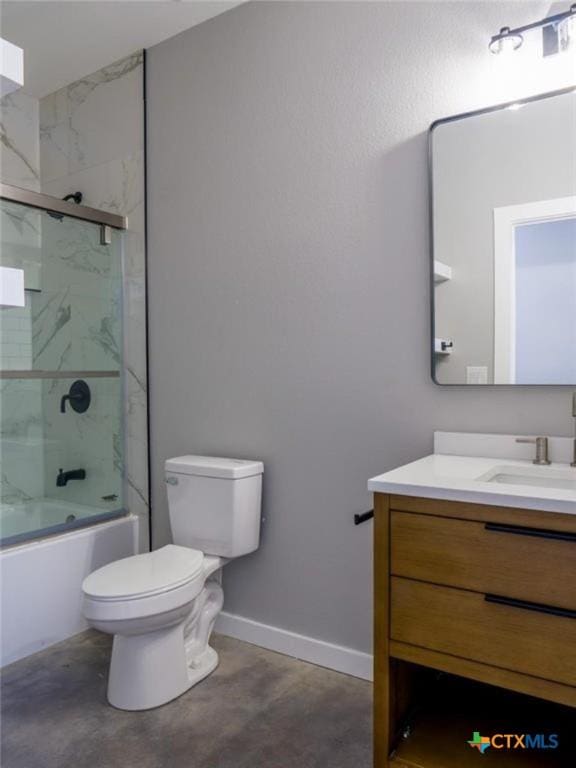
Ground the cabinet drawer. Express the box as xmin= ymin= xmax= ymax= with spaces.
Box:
xmin=391 ymin=511 xmax=576 ymax=610
xmin=391 ymin=577 xmax=576 ymax=687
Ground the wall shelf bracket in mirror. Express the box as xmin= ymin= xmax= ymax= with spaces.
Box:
xmin=430 ymin=86 xmax=576 ymax=386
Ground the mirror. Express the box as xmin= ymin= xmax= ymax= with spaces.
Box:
xmin=431 ymin=88 xmax=576 ymax=385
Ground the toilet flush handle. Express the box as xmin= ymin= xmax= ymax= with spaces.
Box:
xmin=165 ymin=476 xmax=179 ymax=485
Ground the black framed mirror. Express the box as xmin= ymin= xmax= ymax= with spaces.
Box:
xmin=430 ymin=87 xmax=576 ymax=385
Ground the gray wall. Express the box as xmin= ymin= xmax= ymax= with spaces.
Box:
xmin=146 ymin=1 xmax=574 ymax=655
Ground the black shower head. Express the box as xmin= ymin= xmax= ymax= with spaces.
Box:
xmin=47 ymin=191 xmax=83 ymax=220
xmin=62 ymin=192 xmax=82 ymax=204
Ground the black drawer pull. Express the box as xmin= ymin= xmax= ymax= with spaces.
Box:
xmin=485 ymin=594 xmax=576 ymax=620
xmin=485 ymin=522 xmax=576 ymax=543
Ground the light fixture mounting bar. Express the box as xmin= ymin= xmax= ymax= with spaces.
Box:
xmin=490 ymin=3 xmax=576 ymax=47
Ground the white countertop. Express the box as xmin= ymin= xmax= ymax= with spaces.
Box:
xmin=368 ymin=432 xmax=576 ymax=515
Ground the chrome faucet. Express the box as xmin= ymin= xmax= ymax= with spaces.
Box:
xmin=515 ymin=436 xmax=551 ymax=466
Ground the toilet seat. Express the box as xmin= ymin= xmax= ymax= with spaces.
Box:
xmin=82 ymin=545 xmax=209 ymax=624
xmin=83 ymin=545 xmax=205 ymax=601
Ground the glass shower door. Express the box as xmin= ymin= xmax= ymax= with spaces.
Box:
xmin=0 ymin=196 xmax=125 ymax=546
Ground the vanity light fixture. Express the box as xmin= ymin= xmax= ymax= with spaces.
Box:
xmin=489 ymin=3 xmax=576 ymax=56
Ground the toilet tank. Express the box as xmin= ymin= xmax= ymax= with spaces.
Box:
xmin=165 ymin=456 xmax=264 ymax=557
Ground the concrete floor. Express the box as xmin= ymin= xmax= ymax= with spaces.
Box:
xmin=1 ymin=631 xmax=372 ymax=768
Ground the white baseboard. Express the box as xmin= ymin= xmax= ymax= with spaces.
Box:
xmin=215 ymin=611 xmax=373 ymax=682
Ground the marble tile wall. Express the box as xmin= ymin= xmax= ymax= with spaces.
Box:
xmin=0 ymin=92 xmax=44 ymax=505
xmin=0 ymin=300 xmax=33 ymax=370
xmin=1 ymin=53 xmax=149 ymax=550
xmin=39 ymin=52 xmax=149 ymax=550
xmin=0 ymin=91 xmax=40 ymax=192
xmin=32 ymin=214 xmax=123 ymax=511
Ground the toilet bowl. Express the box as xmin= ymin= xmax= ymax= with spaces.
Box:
xmin=82 ymin=455 xmax=263 ymax=711
xmin=83 ymin=545 xmax=224 ymax=710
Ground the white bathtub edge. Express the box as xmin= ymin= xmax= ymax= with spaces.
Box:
xmin=0 ymin=514 xmax=138 ymax=667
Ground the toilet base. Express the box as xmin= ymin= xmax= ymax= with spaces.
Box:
xmin=186 ymin=645 xmax=219 ymax=688
xmin=106 ymin=580 xmax=223 ymax=711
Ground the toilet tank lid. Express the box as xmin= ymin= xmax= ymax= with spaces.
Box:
xmin=165 ymin=455 xmax=264 ymax=479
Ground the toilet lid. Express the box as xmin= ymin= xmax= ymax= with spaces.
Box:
xmin=82 ymin=545 xmax=204 ymax=600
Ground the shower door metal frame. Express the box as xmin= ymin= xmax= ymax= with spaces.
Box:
xmin=0 ymin=182 xmax=127 ymax=230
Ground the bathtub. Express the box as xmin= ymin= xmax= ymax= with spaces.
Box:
xmin=0 ymin=498 xmax=124 ymax=547
xmin=0 ymin=511 xmax=138 ymax=666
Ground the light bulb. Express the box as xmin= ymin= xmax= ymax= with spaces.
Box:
xmin=489 ymin=27 xmax=524 ymax=55
xmin=559 ymin=13 xmax=576 ymax=51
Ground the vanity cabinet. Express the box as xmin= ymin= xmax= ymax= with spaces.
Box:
xmin=374 ymin=493 xmax=576 ymax=768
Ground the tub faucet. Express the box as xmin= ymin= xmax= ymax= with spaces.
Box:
xmin=57 ymin=468 xmax=86 ymax=487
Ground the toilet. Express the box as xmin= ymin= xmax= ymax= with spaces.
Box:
xmin=82 ymin=455 xmax=263 ymax=711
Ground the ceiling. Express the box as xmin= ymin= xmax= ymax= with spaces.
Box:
xmin=0 ymin=1 xmax=244 ymax=98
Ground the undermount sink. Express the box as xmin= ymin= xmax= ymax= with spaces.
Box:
xmin=478 ymin=465 xmax=576 ymax=492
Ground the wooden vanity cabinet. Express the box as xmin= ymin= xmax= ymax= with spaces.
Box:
xmin=374 ymin=493 xmax=576 ymax=768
